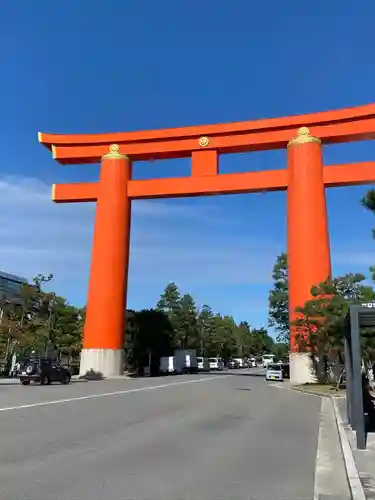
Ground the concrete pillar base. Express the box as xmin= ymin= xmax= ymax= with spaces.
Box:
xmin=79 ymin=348 xmax=124 ymax=378
xmin=290 ymin=352 xmax=317 ymax=384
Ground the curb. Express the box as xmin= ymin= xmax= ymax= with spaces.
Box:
xmin=332 ymin=397 xmax=366 ymax=500
xmin=291 ymin=386 xmax=346 ymax=398
xmin=269 ymin=382 xmax=346 ymax=398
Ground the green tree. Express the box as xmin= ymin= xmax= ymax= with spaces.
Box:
xmin=0 ymin=296 xmax=22 ymax=363
xmin=0 ymin=274 xmax=85 ymax=364
xmin=272 ymin=342 xmax=289 ymax=361
xmin=197 ymin=304 xmax=215 ymax=355
xmin=53 ymin=297 xmax=82 ymax=360
xmin=268 ymin=253 xmax=289 ymax=343
xmin=250 ymin=326 xmax=275 ymax=355
xmin=156 ymin=282 xmax=182 ymax=334
xmin=236 ymin=321 xmax=252 ymax=357
xmin=293 ymin=274 xmax=375 ymax=382
xmin=124 ymin=309 xmax=137 ymax=363
xmin=23 ymin=275 xmax=57 ymax=357
xmin=362 ymin=190 xmax=375 ymax=280
xmin=1 ymin=275 xmax=55 ymax=358
xmin=178 ymin=293 xmax=199 ymax=349
xmin=129 ymin=309 xmax=174 ymax=374
xmin=211 ymin=315 xmax=238 ymax=359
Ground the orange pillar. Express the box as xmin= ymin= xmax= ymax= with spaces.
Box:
xmin=287 ymin=127 xmax=331 ymax=381
xmin=80 ymin=144 xmax=131 ymax=377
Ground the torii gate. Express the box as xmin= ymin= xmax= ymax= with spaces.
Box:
xmin=39 ymin=103 xmax=375 ymax=382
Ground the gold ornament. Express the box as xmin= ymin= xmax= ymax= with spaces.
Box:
xmin=287 ymin=127 xmax=321 ymax=148
xmin=198 ymin=136 xmax=210 ymax=147
xmin=102 ymin=143 xmax=128 ymax=160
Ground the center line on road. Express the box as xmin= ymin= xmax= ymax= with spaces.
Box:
xmin=0 ymin=375 xmax=230 ymax=413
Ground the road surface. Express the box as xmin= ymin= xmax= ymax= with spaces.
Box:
xmin=0 ymin=369 xmax=322 ymax=500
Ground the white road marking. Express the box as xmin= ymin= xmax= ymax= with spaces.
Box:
xmin=0 ymin=375 xmax=229 ymax=413
xmin=313 ymin=397 xmax=326 ymax=500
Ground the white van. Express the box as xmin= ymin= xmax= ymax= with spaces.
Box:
xmin=197 ymin=357 xmax=209 ymax=371
xmin=234 ymin=358 xmax=244 ymax=368
xmin=209 ymin=357 xmax=223 ymax=371
xmin=265 ymin=363 xmax=283 ymax=381
xmin=248 ymin=357 xmax=256 ymax=368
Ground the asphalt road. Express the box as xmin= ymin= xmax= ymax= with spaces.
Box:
xmin=0 ymin=369 xmax=321 ymax=500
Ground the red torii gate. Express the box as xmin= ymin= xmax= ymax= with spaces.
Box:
xmin=39 ymin=103 xmax=375 ymax=382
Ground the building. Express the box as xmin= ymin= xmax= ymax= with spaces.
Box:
xmin=0 ymin=270 xmax=28 ymax=303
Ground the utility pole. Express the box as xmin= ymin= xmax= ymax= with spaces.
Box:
xmin=45 ymin=293 xmax=56 ymax=358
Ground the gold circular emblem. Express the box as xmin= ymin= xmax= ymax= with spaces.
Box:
xmin=199 ymin=136 xmax=209 ymax=147
xmin=109 ymin=144 xmax=120 ymax=153
xmin=298 ymin=127 xmax=310 ymax=136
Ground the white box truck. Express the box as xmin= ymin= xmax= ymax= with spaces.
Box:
xmin=174 ymin=349 xmax=198 ymax=374
xmin=262 ymin=353 xmax=275 ymax=368
xmin=159 ymin=356 xmax=182 ymax=375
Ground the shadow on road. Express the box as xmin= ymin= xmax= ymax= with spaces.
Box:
xmin=0 ymin=378 xmax=89 ymax=387
xmin=120 ymin=369 xmax=266 ymax=380
xmin=196 ymin=371 xmax=265 ymax=377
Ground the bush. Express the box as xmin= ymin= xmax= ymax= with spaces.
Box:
xmin=79 ymin=369 xmax=104 ymax=381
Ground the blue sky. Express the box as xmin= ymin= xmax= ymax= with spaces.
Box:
xmin=1 ymin=0 xmax=375 ymax=333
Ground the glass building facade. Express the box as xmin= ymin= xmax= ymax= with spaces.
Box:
xmin=0 ymin=271 xmax=28 ymax=302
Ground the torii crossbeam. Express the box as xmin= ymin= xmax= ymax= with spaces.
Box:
xmin=39 ymin=103 xmax=375 ymax=383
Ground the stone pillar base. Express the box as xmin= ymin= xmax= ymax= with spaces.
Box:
xmin=79 ymin=348 xmax=124 ymax=378
xmin=290 ymin=352 xmax=317 ymax=384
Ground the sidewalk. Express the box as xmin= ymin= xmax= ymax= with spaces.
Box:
xmin=0 ymin=378 xmax=19 ymax=385
xmin=336 ymin=397 xmax=375 ymax=499
xmin=314 ymin=397 xmax=351 ymax=499
xmin=268 ymin=382 xmax=352 ymax=499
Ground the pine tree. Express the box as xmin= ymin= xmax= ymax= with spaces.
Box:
xmin=236 ymin=321 xmax=252 ymax=357
xmin=293 ymin=274 xmax=375 ymax=382
xmin=268 ymin=253 xmax=289 ymax=343
xmin=156 ymin=282 xmax=182 ymax=345
xmin=361 ymin=190 xmax=375 ymax=280
xmin=178 ymin=293 xmax=199 ymax=349
xmin=197 ymin=304 xmax=215 ymax=355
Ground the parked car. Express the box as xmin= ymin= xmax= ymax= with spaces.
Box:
xmin=248 ymin=357 xmax=256 ymax=368
xmin=265 ymin=363 xmax=283 ymax=382
xmin=19 ymin=358 xmax=71 ymax=385
xmin=209 ymin=357 xmax=224 ymax=371
xmin=234 ymin=357 xmax=244 ymax=368
xmin=197 ymin=357 xmax=210 ymax=371
xmin=228 ymin=359 xmax=240 ymax=369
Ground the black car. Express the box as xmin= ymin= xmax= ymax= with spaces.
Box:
xmin=19 ymin=358 xmax=71 ymax=386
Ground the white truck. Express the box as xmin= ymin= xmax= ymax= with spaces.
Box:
xmin=262 ymin=353 xmax=275 ymax=368
xmin=159 ymin=356 xmax=182 ymax=375
xmin=174 ymin=349 xmax=198 ymax=374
